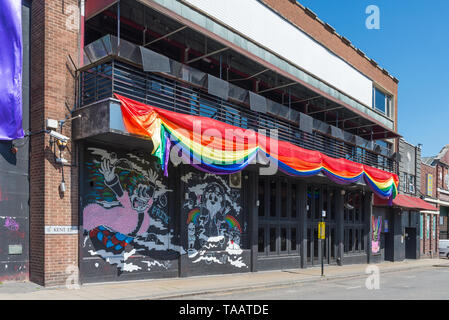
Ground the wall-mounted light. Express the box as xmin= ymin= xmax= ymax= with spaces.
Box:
xmin=60 ymin=180 xmax=66 ymax=193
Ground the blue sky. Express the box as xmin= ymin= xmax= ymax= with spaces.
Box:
xmin=297 ymin=0 xmax=449 ymax=157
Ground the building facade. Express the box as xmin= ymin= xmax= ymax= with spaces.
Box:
xmin=2 ymin=0 xmax=406 ymax=286
xmin=0 ymin=0 xmax=31 ymax=282
xmin=372 ymin=139 xmax=438 ymax=262
xmin=421 ymin=145 xmax=449 ymax=255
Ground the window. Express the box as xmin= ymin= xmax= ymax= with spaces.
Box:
xmin=291 ymin=184 xmax=297 ymax=218
xmin=372 ymin=87 xmax=392 ymax=117
xmin=280 ymin=228 xmax=287 ymax=252
xmin=408 ymin=175 xmax=416 ymax=194
xmin=401 ymin=172 xmax=408 ymax=193
xmin=258 ymin=228 xmax=265 ymax=253
xmin=281 ymin=182 xmax=287 ymax=217
xmin=291 ymin=228 xmax=297 ymax=252
xmin=270 ymin=180 xmax=277 ymax=217
xmin=258 ymin=179 xmax=265 ymax=217
xmin=269 ymin=228 xmax=276 ymax=252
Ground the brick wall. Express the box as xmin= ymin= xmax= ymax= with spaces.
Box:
xmin=420 ymin=213 xmax=439 ymax=257
xmin=29 ymin=0 xmax=79 ymax=287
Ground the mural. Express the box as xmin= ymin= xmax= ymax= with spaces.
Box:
xmin=182 ymin=172 xmax=247 ymax=269
xmin=82 ymin=147 xmax=183 ymax=276
xmin=371 ymin=216 xmax=382 ymax=254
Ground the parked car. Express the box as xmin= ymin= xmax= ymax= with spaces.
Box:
xmin=439 ymin=240 xmax=449 ymax=258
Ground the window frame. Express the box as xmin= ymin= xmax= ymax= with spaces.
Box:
xmin=372 ymin=86 xmax=394 ymax=119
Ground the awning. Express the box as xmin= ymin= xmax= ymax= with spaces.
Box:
xmin=115 ymin=94 xmax=399 ymax=201
xmin=374 ymin=193 xmax=438 ymax=211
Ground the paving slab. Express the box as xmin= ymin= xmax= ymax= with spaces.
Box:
xmin=0 ymin=258 xmax=446 ymax=300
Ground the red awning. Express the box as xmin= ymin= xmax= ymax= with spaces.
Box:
xmin=374 ymin=193 xmax=438 ymax=211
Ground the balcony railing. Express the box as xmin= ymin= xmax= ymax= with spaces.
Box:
xmin=79 ymin=59 xmax=397 ymax=173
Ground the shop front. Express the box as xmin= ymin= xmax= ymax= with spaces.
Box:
xmin=373 ymin=194 xmax=437 ymax=262
xmin=74 ymin=94 xmax=398 ymax=283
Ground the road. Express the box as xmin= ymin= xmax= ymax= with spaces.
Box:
xmin=171 ymin=264 xmax=449 ymax=300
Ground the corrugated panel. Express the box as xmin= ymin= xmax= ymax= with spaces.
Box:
xmin=184 ymin=0 xmax=373 ymax=107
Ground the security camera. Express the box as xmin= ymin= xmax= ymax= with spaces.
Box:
xmin=48 ymin=130 xmax=70 ymax=142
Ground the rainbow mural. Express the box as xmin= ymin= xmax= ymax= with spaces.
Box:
xmin=225 ymin=215 xmax=242 ymax=233
xmin=116 ymin=94 xmax=398 ymax=202
xmin=186 ymin=208 xmax=201 ymax=225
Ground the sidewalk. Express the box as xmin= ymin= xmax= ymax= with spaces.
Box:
xmin=0 ymin=258 xmax=446 ymax=300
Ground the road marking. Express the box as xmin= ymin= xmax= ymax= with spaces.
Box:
xmin=346 ymin=286 xmax=362 ymax=290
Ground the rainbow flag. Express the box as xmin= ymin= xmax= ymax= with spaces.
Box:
xmin=116 ymin=94 xmax=398 ymax=202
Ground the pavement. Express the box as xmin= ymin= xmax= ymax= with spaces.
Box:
xmin=0 ymin=257 xmax=446 ymax=300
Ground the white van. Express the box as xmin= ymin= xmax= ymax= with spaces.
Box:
xmin=439 ymin=240 xmax=449 ymax=258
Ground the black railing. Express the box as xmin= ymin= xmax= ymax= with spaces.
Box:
xmin=80 ymin=60 xmax=397 ymax=173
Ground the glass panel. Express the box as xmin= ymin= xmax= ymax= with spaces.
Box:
xmin=307 ymin=228 xmax=311 ymax=260
xmin=314 ymin=188 xmax=320 ymax=220
xmin=291 ymin=228 xmax=297 ymax=251
xmin=313 ymin=228 xmax=318 ymax=259
xmin=258 ymin=179 xmax=265 ymax=217
xmin=330 ymin=190 xmax=335 ymax=221
xmin=374 ymin=87 xmax=386 ymax=114
xmin=291 ymin=184 xmax=297 ymax=218
xmin=355 ymin=229 xmax=359 ymax=252
xmin=258 ymin=228 xmax=265 ymax=253
xmin=349 ymin=229 xmax=353 ymax=252
xmin=281 ymin=228 xmax=287 ymax=252
xmin=330 ymin=228 xmax=335 ymax=259
xmin=361 ymin=229 xmax=365 ymax=251
xmin=344 ymin=229 xmax=348 ymax=253
xmin=307 ymin=187 xmax=312 ymax=219
xmin=323 ymin=188 xmax=328 ymax=220
xmin=270 ymin=227 xmax=276 ymax=252
xmin=270 ymin=180 xmax=277 ymax=217
xmin=281 ymin=182 xmax=287 ymax=218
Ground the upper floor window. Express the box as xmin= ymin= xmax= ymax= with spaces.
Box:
xmin=372 ymin=87 xmax=393 ymax=118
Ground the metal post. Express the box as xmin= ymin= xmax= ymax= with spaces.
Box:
xmin=321 ymin=213 xmax=324 ymax=277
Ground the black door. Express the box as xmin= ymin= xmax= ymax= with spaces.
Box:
xmin=405 ymin=227 xmax=417 ymax=259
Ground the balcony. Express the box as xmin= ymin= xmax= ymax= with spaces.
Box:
xmin=74 ymin=35 xmax=397 ymax=173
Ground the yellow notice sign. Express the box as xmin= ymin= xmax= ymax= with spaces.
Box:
xmin=318 ymin=222 xmax=325 ymax=239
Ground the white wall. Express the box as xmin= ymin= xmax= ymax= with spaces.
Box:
xmin=184 ymin=0 xmax=373 ymax=107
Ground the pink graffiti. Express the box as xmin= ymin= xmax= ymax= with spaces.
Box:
xmin=4 ymin=217 xmax=19 ymax=231
xmin=83 ymin=191 xmax=152 ymax=236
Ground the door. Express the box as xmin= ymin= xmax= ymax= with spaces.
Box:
xmin=405 ymin=227 xmax=417 ymax=259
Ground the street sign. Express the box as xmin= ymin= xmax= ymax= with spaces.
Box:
xmin=318 ymin=222 xmax=325 ymax=239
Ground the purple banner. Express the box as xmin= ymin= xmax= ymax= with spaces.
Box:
xmin=0 ymin=0 xmax=23 ymax=140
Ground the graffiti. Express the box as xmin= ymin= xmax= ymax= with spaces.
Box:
xmin=82 ymin=147 xmax=183 ymax=274
xmin=4 ymin=217 xmax=19 ymax=231
xmin=183 ymin=172 xmax=247 ymax=268
xmin=371 ymin=216 xmax=382 ymax=254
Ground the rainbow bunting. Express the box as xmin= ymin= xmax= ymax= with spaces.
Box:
xmin=116 ymin=94 xmax=398 ymax=202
